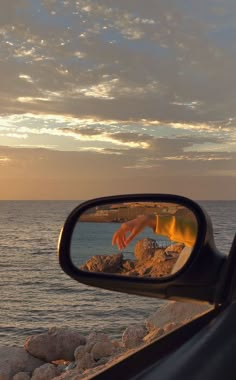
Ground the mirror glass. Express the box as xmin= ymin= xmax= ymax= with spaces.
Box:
xmin=70 ymin=201 xmax=198 ymax=278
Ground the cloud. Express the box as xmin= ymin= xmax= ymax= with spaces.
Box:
xmin=0 ymin=145 xmax=235 ymax=201
xmin=0 ymin=112 xmax=234 ymax=157
xmin=60 ymin=128 xmax=150 ymax=148
xmin=0 ymin=0 xmax=236 ymax=125
xmin=0 ymin=0 xmax=235 ymax=199
xmin=0 ymin=156 xmax=11 ymax=164
xmin=0 ymin=140 xmax=235 ymax=199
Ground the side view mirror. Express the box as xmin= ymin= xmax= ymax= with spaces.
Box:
xmin=58 ymin=194 xmax=226 ymax=304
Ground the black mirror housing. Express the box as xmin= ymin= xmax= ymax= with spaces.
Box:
xmin=58 ymin=194 xmax=226 ymax=304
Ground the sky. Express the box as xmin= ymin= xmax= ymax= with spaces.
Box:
xmin=0 ymin=0 xmax=236 ymax=200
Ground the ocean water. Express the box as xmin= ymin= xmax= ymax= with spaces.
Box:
xmin=71 ymin=222 xmax=172 ymax=268
xmin=0 ymin=200 xmax=235 ymax=346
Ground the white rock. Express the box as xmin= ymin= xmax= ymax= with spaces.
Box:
xmin=112 ymin=340 xmax=122 ymax=350
xmin=86 ymin=332 xmax=110 ymax=345
xmin=122 ymin=325 xmax=147 ymax=349
xmin=91 ymin=341 xmax=114 ymax=361
xmin=50 ymin=369 xmax=79 ymax=380
xmin=74 ymin=332 xmax=114 ymax=368
xmin=74 ymin=346 xmax=86 ymax=361
xmin=0 ymin=346 xmax=44 ymax=380
xmin=146 ymin=301 xmax=211 ymax=332
xmin=24 ymin=327 xmax=86 ymax=361
xmin=57 ymin=364 xmax=67 ymax=373
xmin=12 ymin=373 xmax=31 ymax=380
xmin=84 ymin=341 xmax=94 ymax=353
xmin=86 ymin=332 xmax=114 ymax=359
xmin=31 ymin=363 xmax=59 ymax=380
xmin=163 ymin=322 xmax=178 ymax=333
xmin=143 ymin=328 xmax=165 ymax=344
xmin=95 ymin=357 xmax=109 ymax=366
xmin=76 ymin=352 xmax=94 ymax=371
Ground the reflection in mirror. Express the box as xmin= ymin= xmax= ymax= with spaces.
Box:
xmin=70 ymin=202 xmax=198 ymax=278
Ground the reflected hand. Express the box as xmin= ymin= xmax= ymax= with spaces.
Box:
xmin=112 ymin=215 xmax=156 ymax=250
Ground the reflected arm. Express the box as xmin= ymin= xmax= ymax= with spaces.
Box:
xmin=112 ymin=214 xmax=197 ymax=250
xmin=112 ymin=214 xmax=156 ymax=250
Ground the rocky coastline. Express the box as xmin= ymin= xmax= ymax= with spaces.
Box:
xmin=80 ymin=238 xmax=185 ymax=277
xmin=0 ymin=301 xmax=211 ymax=380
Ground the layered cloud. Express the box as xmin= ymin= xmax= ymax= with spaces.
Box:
xmin=1 ymin=0 xmax=236 ymax=122
xmin=0 ymin=144 xmax=235 ymax=200
xmin=0 ymin=0 xmax=235 ymax=198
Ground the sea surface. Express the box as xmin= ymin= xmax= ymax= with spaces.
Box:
xmin=0 ymin=200 xmax=235 ymax=346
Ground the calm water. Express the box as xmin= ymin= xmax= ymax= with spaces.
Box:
xmin=0 ymin=200 xmax=235 ymax=346
xmin=71 ymin=222 xmax=172 ymax=267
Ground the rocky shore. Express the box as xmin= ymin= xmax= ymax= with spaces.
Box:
xmin=0 ymin=302 xmax=211 ymax=380
xmin=80 ymin=238 xmax=185 ymax=277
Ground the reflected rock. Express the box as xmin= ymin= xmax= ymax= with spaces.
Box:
xmin=134 ymin=238 xmax=157 ymax=261
xmin=80 ymin=240 xmax=187 ymax=278
xmin=121 ymin=259 xmax=136 ymax=272
xmin=80 ymin=253 xmax=123 ymax=273
xmin=164 ymin=243 xmax=185 ymax=254
xmin=135 ymin=248 xmax=179 ymax=277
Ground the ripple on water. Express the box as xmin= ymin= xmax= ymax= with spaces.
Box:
xmin=0 ymin=200 xmax=235 ymax=345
